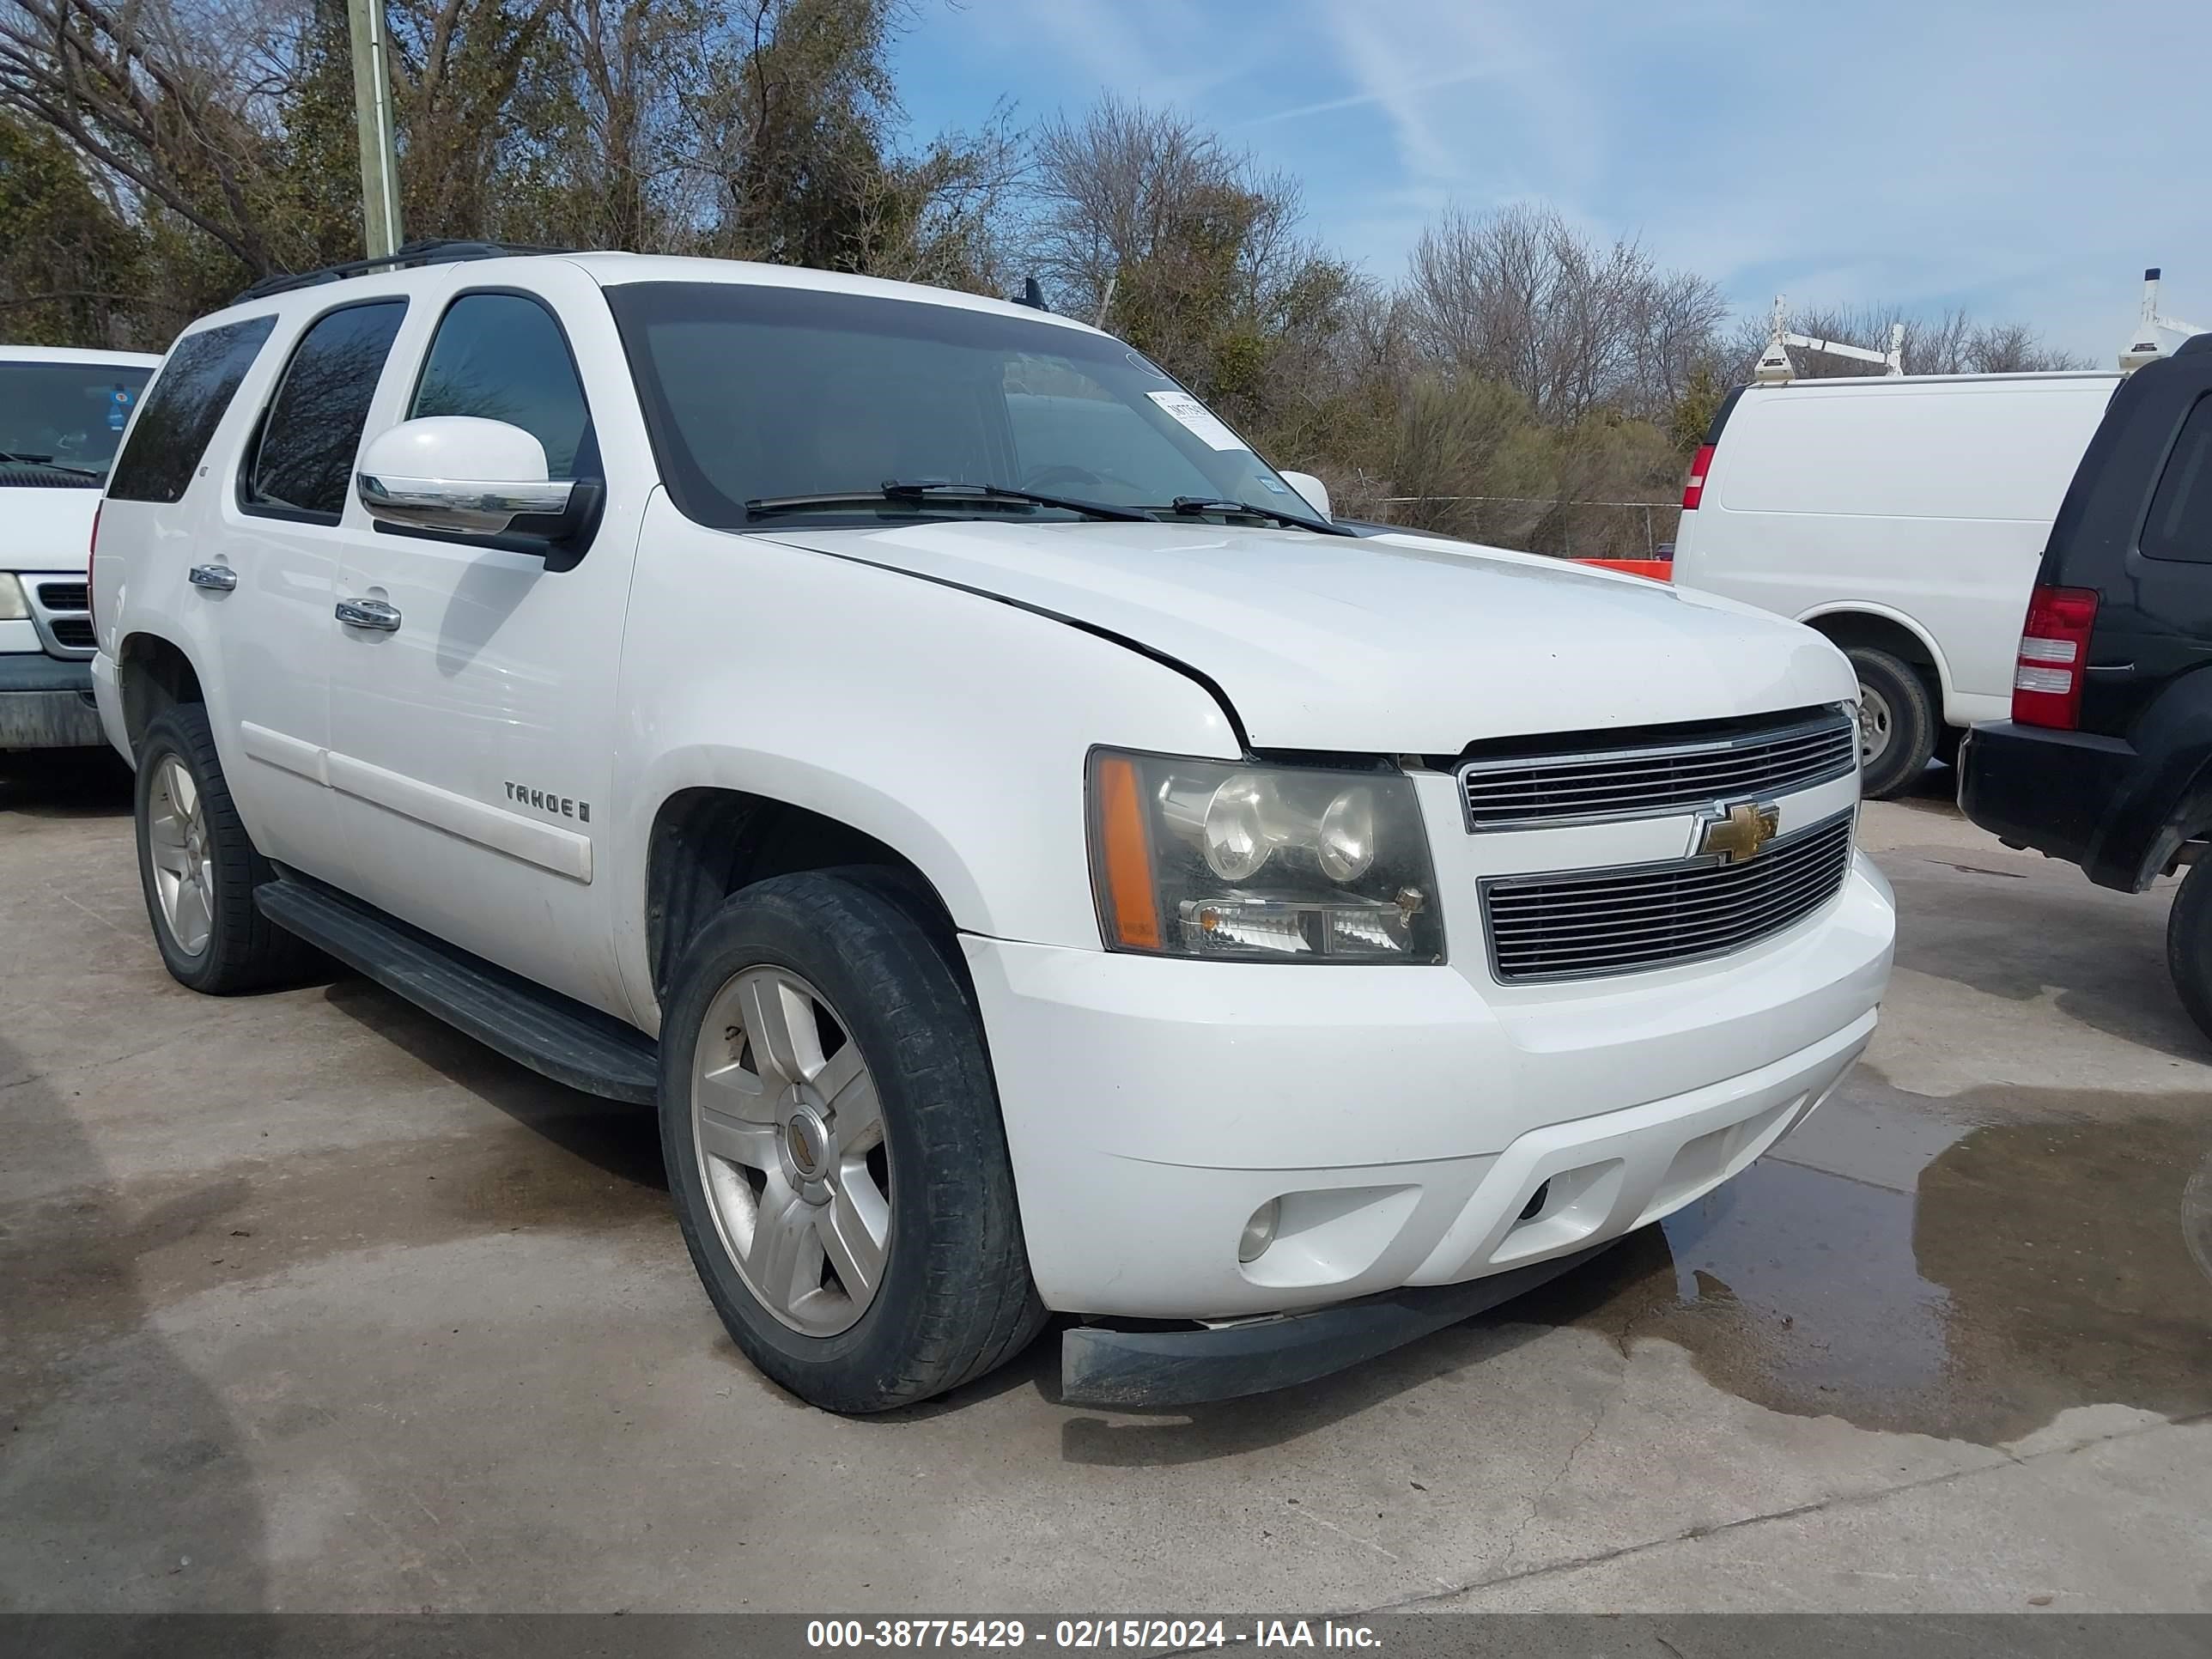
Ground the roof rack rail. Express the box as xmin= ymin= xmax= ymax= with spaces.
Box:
xmin=234 ymin=240 xmax=575 ymax=303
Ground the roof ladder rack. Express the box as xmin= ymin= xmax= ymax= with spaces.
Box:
xmin=2119 ymin=269 xmax=2206 ymax=373
xmin=1753 ymin=297 xmax=1905 ymax=385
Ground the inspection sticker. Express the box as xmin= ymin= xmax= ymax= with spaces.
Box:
xmin=1146 ymin=389 xmax=1248 ymax=452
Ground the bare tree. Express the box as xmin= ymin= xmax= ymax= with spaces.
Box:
xmin=1632 ymin=267 xmax=1731 ymax=411
xmin=1029 ymin=96 xmax=1320 ymax=327
xmin=0 ymin=0 xmax=294 ymax=273
xmin=1027 ymin=93 xmax=1352 ymax=428
xmin=1405 ymin=203 xmax=1723 ymax=424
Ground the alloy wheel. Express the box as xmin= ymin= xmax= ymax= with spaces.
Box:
xmin=147 ymin=756 xmax=215 ymax=957
xmin=690 ymin=967 xmax=890 ymax=1336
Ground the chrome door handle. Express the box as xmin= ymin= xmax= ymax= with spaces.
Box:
xmin=187 ymin=563 xmax=237 ymax=592
xmin=336 ymin=597 xmax=402 ymax=633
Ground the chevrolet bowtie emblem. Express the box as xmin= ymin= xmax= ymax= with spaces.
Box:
xmin=1698 ymin=800 xmax=1782 ymax=864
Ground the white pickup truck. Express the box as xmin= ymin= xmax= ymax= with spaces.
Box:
xmin=91 ymin=245 xmax=1894 ymax=1412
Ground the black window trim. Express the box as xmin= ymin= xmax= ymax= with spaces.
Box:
xmin=374 ymin=283 xmax=606 ymax=567
xmin=235 ymin=294 xmax=412 ymax=529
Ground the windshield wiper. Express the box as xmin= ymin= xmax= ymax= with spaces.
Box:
xmin=1163 ymin=495 xmax=1353 ymax=536
xmin=746 ymin=480 xmax=1156 ymax=524
xmin=0 ymin=448 xmax=101 ymax=478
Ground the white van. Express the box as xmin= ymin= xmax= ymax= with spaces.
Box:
xmin=2 ymin=344 xmax=161 ymax=750
xmin=1671 ymin=370 xmax=2119 ymax=796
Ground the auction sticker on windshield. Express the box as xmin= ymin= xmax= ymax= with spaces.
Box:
xmin=1146 ymin=390 xmax=1247 ymax=452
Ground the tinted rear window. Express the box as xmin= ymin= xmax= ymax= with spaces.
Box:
xmin=107 ymin=318 xmax=276 ymax=503
xmin=245 ymin=301 xmax=407 ymax=521
xmin=2141 ymin=394 xmax=2212 ymax=565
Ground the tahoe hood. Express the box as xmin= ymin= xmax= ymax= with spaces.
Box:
xmin=758 ymin=520 xmax=1856 ymax=753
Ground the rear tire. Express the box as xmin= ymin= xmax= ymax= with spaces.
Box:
xmin=2168 ymin=859 xmax=2212 ymax=1044
xmin=659 ymin=869 xmax=1045 ymax=1413
xmin=133 ymin=703 xmax=318 ymax=994
xmin=1849 ymin=647 xmax=1938 ymax=799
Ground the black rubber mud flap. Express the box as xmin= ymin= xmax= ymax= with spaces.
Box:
xmin=1060 ymin=1243 xmax=1611 ymax=1410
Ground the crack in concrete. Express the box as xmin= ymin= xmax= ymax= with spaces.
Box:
xmin=1351 ymin=1405 xmax=2212 ymax=1614
xmin=1492 ymin=1346 xmax=1627 ymax=1580
xmin=0 ymin=1010 xmax=283 ymax=1097
xmin=1285 ymin=1501 xmax=1458 ymax=1595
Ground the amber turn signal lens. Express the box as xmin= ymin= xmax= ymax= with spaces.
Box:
xmin=1092 ymin=753 xmax=1162 ymax=949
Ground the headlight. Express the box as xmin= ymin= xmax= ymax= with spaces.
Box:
xmin=0 ymin=574 xmax=27 ymax=622
xmin=1087 ymin=749 xmax=1444 ymax=963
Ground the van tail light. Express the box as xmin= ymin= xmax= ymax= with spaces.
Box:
xmin=1680 ymin=443 xmax=1715 ymax=510
xmin=2011 ymin=584 xmax=2099 ymax=729
xmin=87 ymin=502 xmax=102 ymax=638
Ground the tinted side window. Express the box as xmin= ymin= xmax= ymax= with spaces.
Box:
xmin=410 ymin=293 xmax=592 ymax=477
xmin=246 ymin=301 xmax=407 ymax=520
xmin=2142 ymin=394 xmax=2212 ymax=565
xmin=108 ymin=317 xmax=276 ymax=503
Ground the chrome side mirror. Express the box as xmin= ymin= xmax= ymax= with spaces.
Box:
xmin=356 ymin=416 xmax=575 ymax=537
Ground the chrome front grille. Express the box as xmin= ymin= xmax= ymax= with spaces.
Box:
xmin=25 ymin=577 xmax=93 ymax=659
xmin=1458 ymin=710 xmax=1856 ymax=830
xmin=1482 ymin=811 xmax=1855 ymax=983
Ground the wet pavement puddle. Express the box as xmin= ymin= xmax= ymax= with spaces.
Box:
xmin=1514 ymin=1077 xmax=2212 ymax=1444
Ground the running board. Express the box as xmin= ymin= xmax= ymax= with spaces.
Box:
xmin=254 ymin=876 xmax=659 ymax=1103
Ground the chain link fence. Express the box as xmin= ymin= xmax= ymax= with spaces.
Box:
xmin=1350 ymin=495 xmax=1680 ymax=560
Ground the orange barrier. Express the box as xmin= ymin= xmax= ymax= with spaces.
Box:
xmin=1573 ymin=558 xmax=1674 ymax=581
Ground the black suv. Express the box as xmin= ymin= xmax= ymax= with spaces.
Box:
xmin=1960 ymin=333 xmax=2212 ymax=1037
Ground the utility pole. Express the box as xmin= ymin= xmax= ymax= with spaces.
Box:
xmin=347 ymin=0 xmax=403 ymax=259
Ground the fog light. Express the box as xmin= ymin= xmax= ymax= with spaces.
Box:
xmin=1238 ymin=1198 xmax=1281 ymax=1263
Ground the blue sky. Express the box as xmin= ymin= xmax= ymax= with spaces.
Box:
xmin=893 ymin=0 xmax=2211 ymax=363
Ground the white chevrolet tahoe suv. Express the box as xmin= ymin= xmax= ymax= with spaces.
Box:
xmin=91 ymin=244 xmax=1894 ymax=1413
xmin=2 ymin=345 xmax=159 ymax=750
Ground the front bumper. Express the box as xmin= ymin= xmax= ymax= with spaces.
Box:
xmin=964 ymin=854 xmax=1893 ymax=1320
xmin=0 ymin=654 xmax=104 ymax=750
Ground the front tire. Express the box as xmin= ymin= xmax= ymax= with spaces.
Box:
xmin=1849 ymin=647 xmax=1938 ymax=799
xmin=133 ymin=703 xmax=315 ymax=994
xmin=659 ymin=870 xmax=1044 ymax=1413
xmin=2168 ymin=858 xmax=2212 ymax=1043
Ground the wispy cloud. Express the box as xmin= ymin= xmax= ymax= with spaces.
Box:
xmin=895 ymin=0 xmax=2212 ymax=359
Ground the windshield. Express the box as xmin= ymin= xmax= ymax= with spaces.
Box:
xmin=0 ymin=361 xmax=153 ymax=482
xmin=606 ymin=282 xmax=1316 ymax=531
